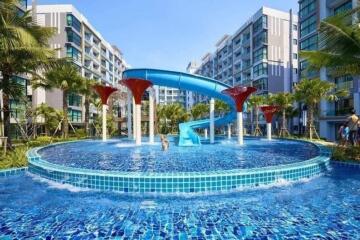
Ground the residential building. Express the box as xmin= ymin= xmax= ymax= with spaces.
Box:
xmin=185 ymin=61 xmax=199 ymax=110
xmin=31 ymin=4 xmax=128 ymax=126
xmin=299 ymin=0 xmax=358 ymax=141
xmin=192 ymin=7 xmax=298 ymax=96
xmin=154 ymin=86 xmax=187 ymax=108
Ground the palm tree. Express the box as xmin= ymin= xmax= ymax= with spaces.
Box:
xmin=32 ymin=62 xmax=84 ymax=138
xmin=78 ymin=78 xmax=97 ymax=136
xmin=269 ymin=93 xmax=294 ymax=137
xmin=0 ymin=0 xmax=56 ymax=147
xmin=34 ymin=103 xmax=61 ymax=136
xmin=215 ymin=100 xmax=230 ymax=117
xmin=294 ymin=78 xmax=348 ymax=140
xmin=156 ymin=103 xmax=190 ymax=134
xmin=248 ymin=95 xmax=265 ymax=136
xmin=190 ymin=103 xmax=209 ymax=120
xmin=301 ymin=8 xmax=360 ymax=76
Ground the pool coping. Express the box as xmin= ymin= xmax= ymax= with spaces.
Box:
xmin=26 ymin=138 xmax=332 ymax=194
xmin=27 ymin=138 xmax=329 ymax=177
xmin=0 ymin=167 xmax=28 ymax=177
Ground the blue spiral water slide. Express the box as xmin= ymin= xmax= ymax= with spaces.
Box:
xmin=122 ymin=68 xmax=237 ymax=146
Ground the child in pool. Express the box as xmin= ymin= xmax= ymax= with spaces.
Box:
xmin=160 ymin=135 xmax=169 ymax=151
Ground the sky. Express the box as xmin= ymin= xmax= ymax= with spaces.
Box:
xmin=37 ymin=0 xmax=298 ymax=71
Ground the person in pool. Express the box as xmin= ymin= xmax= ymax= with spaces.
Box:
xmin=160 ymin=134 xmax=169 ymax=151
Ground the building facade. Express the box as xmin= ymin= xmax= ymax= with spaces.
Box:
xmin=32 ymin=4 xmax=128 ymax=125
xmin=192 ymin=7 xmax=299 ymax=96
xmin=299 ymin=0 xmax=359 ymax=141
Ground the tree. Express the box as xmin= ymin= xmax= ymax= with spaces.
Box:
xmin=78 ymin=78 xmax=97 ymax=136
xmin=269 ymin=93 xmax=294 ymax=137
xmin=34 ymin=103 xmax=62 ymax=136
xmin=294 ymin=78 xmax=348 ymax=140
xmin=0 ymin=0 xmax=56 ymax=147
xmin=215 ymin=100 xmax=230 ymax=117
xmin=301 ymin=8 xmax=360 ymax=77
xmin=248 ymin=95 xmax=265 ymax=136
xmin=190 ymin=103 xmax=209 ymax=120
xmin=32 ymin=62 xmax=84 ymax=138
xmin=157 ymin=103 xmax=190 ymax=134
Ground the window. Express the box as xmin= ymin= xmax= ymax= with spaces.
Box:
xmin=68 ymin=109 xmax=82 ymax=123
xmin=293 ymin=24 xmax=298 ymax=31
xmin=300 ymin=34 xmax=318 ymax=50
xmin=334 ymin=1 xmax=352 ymax=15
xmin=253 ymin=31 xmax=268 ymax=48
xmin=293 ymin=53 xmax=298 ymax=59
xmin=293 ymin=68 xmax=298 ymax=74
xmin=335 ymin=75 xmax=353 ymax=90
xmin=253 ymin=63 xmax=268 ymax=77
xmin=66 ymin=45 xmax=82 ymax=62
xmin=67 ymin=30 xmax=81 ymax=47
xmin=66 ymin=14 xmax=81 ymax=32
xmin=300 ymin=14 xmax=317 ymax=37
xmin=253 ymin=78 xmax=268 ymax=91
xmin=68 ymin=93 xmax=82 ymax=107
xmin=253 ymin=15 xmax=268 ymax=33
xmin=299 ymin=0 xmax=316 ymax=19
xmin=293 ymin=39 xmax=298 ymax=45
xmin=253 ymin=47 xmax=267 ymax=63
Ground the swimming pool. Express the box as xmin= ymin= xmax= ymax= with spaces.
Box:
xmin=27 ymin=138 xmax=330 ymax=194
xmin=0 ymin=163 xmax=359 ymax=239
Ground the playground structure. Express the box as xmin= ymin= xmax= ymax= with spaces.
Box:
xmin=96 ymin=68 xmax=257 ymax=146
xmin=259 ymin=105 xmax=279 ymax=140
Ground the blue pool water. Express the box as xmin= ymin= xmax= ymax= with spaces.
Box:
xmin=38 ymin=138 xmax=319 ymax=172
xmin=0 ymin=164 xmax=359 ymax=239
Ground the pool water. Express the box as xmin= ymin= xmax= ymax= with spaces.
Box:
xmin=38 ymin=138 xmax=319 ymax=172
xmin=0 ymin=164 xmax=359 ymax=239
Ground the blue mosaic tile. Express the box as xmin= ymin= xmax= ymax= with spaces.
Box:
xmin=26 ymin=140 xmax=331 ymax=194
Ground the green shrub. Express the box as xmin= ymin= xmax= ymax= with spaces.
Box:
xmin=332 ymin=146 xmax=360 ymax=162
xmin=0 ymin=146 xmax=28 ymax=169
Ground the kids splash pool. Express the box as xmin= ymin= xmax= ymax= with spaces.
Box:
xmin=26 ymin=137 xmax=331 ymax=194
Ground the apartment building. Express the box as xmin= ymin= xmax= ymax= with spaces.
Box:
xmin=32 ymin=4 xmax=128 ymax=125
xmin=299 ymin=0 xmax=358 ymax=141
xmin=193 ymin=7 xmax=298 ymax=96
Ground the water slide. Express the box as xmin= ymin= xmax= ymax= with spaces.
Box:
xmin=122 ymin=68 xmax=237 ymax=146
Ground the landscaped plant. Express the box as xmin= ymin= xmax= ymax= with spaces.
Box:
xmin=157 ymin=103 xmax=190 ymax=134
xmin=301 ymin=7 xmax=360 ymax=77
xmin=0 ymin=0 xmax=56 ymax=148
xmin=248 ymin=95 xmax=265 ymax=136
xmin=190 ymin=103 xmax=209 ymax=120
xmin=269 ymin=93 xmax=295 ymax=137
xmin=32 ymin=62 xmax=84 ymax=138
xmin=294 ymin=78 xmax=347 ymax=140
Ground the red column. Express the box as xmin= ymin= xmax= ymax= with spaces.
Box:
xmin=259 ymin=106 xmax=279 ymax=124
xmin=222 ymin=86 xmax=256 ymax=144
xmin=93 ymin=85 xmax=118 ymax=141
xmin=259 ymin=105 xmax=279 ymax=140
xmin=121 ymin=78 xmax=153 ymax=145
xmin=222 ymin=86 xmax=257 ymax=112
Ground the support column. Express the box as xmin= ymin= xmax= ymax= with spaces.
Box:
xmin=267 ymin=123 xmax=272 ymax=140
xmin=222 ymin=86 xmax=257 ymax=146
xmin=121 ymin=78 xmax=153 ymax=147
xmin=149 ymin=89 xmax=154 ymax=144
xmin=136 ymin=104 xmax=141 ymax=145
xmin=132 ymin=97 xmax=137 ymax=140
xmin=102 ymin=104 xmax=107 ymax=141
xmin=210 ymin=98 xmax=215 ymax=143
xmin=204 ymin=129 xmax=208 ymax=139
xmin=127 ymin=93 xmax=132 ymax=139
xmin=93 ymin=85 xmax=118 ymax=142
xmin=260 ymin=105 xmax=279 ymax=141
xmin=227 ymin=124 xmax=231 ymax=139
xmin=237 ymin=112 xmax=243 ymax=145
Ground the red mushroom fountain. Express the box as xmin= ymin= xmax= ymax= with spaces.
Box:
xmin=222 ymin=86 xmax=257 ymax=145
xmin=259 ymin=105 xmax=279 ymax=140
xmin=121 ymin=78 xmax=152 ymax=145
xmin=93 ymin=85 xmax=118 ymax=141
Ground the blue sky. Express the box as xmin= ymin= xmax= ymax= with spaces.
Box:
xmin=37 ymin=0 xmax=298 ymax=71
